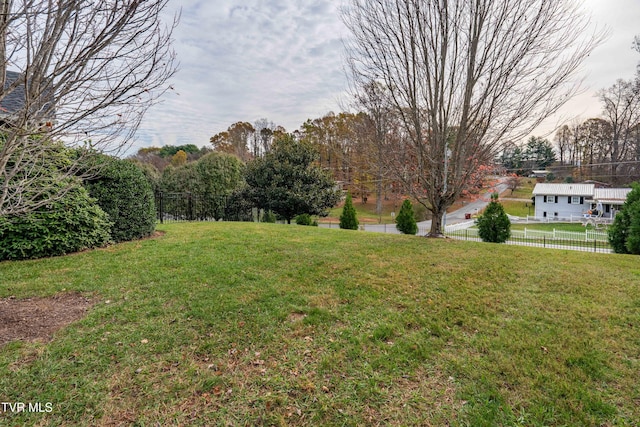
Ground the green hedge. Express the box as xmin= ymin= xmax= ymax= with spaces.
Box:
xmin=83 ymin=156 xmax=156 ymax=242
xmin=0 ymin=185 xmax=112 ymax=261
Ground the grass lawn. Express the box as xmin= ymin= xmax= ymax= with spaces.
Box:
xmin=325 ymin=195 xmax=430 ymax=224
xmin=326 ymin=198 xmax=398 ymax=224
xmin=502 ymin=178 xmax=537 ymax=200
xmin=510 ymin=222 xmax=600 ymax=233
xmin=1 ymin=223 xmax=640 ymax=426
xmin=499 ymin=199 xmax=532 ymax=217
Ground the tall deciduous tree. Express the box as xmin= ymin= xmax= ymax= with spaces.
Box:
xmin=352 ymin=81 xmax=397 ymax=216
xmin=252 ymin=118 xmax=285 ymax=157
xmin=0 ymin=0 xmax=178 ymax=216
xmin=210 ymin=122 xmax=255 ymax=162
xmin=343 ymin=0 xmax=604 ymax=236
xmin=244 ymin=134 xmax=340 ymax=223
xmin=554 ymin=125 xmax=572 ymax=166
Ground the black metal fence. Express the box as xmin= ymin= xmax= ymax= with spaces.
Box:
xmin=155 ymin=192 xmax=252 ymax=223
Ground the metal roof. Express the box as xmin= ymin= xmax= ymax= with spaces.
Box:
xmin=0 ymin=71 xmax=25 ymax=116
xmin=593 ymin=188 xmax=631 ymax=205
xmin=532 ymin=183 xmax=594 ymax=196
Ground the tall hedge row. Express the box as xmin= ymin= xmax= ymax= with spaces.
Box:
xmin=82 ymin=155 xmax=156 ymax=243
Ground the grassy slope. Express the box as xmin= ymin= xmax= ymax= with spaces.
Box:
xmin=1 ymin=223 xmax=639 ymax=426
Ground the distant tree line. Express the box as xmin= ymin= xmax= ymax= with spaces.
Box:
xmin=499 ymin=136 xmax=557 ymax=176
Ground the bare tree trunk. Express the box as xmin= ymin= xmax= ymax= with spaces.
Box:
xmin=430 ymin=207 xmax=443 ymax=237
xmin=0 ymin=0 xmax=9 ymax=87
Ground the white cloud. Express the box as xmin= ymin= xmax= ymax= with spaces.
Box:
xmin=133 ymin=0 xmax=348 ymax=154
xmin=132 ymin=0 xmax=640 ymax=155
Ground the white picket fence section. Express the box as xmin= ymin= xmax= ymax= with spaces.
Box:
xmin=522 ymin=215 xmax=614 ymax=226
xmin=514 ymin=228 xmax=608 ymax=242
xmin=444 ymin=220 xmax=476 ymax=232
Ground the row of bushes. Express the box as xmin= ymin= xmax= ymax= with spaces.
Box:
xmin=0 ymin=153 xmax=156 ymax=261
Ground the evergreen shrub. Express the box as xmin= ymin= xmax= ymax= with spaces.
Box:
xmin=0 ymin=185 xmax=112 ymax=260
xmin=295 ymin=213 xmax=312 ymax=225
xmin=339 ymin=193 xmax=359 ymax=230
xmin=396 ymin=199 xmax=418 ymax=235
xmin=609 ymin=183 xmax=640 ymax=254
xmin=83 ymin=156 xmax=156 ymax=242
xmin=476 ymin=194 xmax=511 ymax=243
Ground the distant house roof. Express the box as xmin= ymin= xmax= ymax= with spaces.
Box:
xmin=583 ymin=180 xmax=611 ymax=188
xmin=0 ymin=70 xmax=54 ymax=126
xmin=0 ymin=71 xmax=26 ymax=116
xmin=532 ymin=183 xmax=594 ymax=196
xmin=591 ymin=188 xmax=632 ymax=205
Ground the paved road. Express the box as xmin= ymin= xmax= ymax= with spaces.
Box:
xmin=320 ymin=179 xmax=509 ymax=235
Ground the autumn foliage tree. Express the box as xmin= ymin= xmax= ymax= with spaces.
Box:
xmin=210 ymin=122 xmax=255 ymax=162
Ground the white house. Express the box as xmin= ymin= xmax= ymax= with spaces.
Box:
xmin=532 ymin=183 xmax=631 ymax=220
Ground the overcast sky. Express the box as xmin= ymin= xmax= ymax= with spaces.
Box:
xmin=132 ymin=0 xmax=640 ymax=154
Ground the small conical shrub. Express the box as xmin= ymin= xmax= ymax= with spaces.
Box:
xmin=477 ymin=193 xmax=511 ymax=243
xmin=396 ymin=199 xmax=418 ymax=235
xmin=339 ymin=193 xmax=359 ymax=230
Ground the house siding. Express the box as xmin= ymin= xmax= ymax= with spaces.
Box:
xmin=534 ymin=194 xmax=587 ymax=219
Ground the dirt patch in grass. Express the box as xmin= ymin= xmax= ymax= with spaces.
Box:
xmin=0 ymin=292 xmax=94 ymax=347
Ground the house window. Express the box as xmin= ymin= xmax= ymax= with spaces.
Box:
xmin=571 ymin=196 xmax=582 ymax=204
xmin=545 ymin=195 xmax=556 ymax=203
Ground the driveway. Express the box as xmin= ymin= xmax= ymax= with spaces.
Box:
xmin=321 ymin=178 xmax=510 ymax=235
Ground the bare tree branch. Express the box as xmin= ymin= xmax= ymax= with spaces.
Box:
xmin=0 ymin=0 xmax=178 ymax=216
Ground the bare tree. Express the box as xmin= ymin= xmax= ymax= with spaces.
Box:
xmin=0 ymin=0 xmax=178 ymax=216
xmin=252 ymin=118 xmax=285 ymax=157
xmin=554 ymin=125 xmax=572 ymax=166
xmin=343 ymin=0 xmax=604 ymax=236
xmin=598 ymin=79 xmax=640 ymax=184
xmin=352 ymin=81 xmax=398 ymax=216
